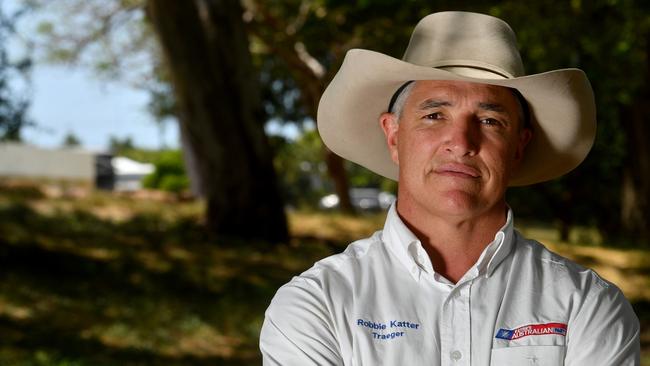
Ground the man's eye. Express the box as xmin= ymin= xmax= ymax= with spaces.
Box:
xmin=424 ymin=112 xmax=444 ymax=120
xmin=480 ymin=118 xmax=502 ymax=126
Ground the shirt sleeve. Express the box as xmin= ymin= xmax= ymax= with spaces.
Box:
xmin=564 ymin=283 xmax=640 ymax=365
xmin=260 ymin=277 xmax=344 ymax=366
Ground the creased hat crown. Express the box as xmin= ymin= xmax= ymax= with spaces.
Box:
xmin=404 ymin=12 xmax=524 ymax=79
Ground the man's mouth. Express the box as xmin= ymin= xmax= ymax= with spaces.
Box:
xmin=434 ymin=163 xmax=481 ymax=178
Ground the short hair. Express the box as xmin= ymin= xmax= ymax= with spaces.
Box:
xmin=389 ymin=81 xmax=415 ymax=121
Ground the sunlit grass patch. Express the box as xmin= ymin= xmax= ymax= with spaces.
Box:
xmin=0 ymin=295 xmax=34 ymax=321
xmin=288 ymin=210 xmax=387 ymax=244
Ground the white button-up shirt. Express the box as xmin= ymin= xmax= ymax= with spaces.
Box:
xmin=260 ymin=205 xmax=640 ymax=365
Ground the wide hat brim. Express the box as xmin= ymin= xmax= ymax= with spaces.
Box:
xmin=317 ymin=49 xmax=596 ymax=186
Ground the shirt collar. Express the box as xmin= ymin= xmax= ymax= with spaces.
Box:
xmin=477 ymin=208 xmax=515 ymax=277
xmin=381 ymin=203 xmax=515 ymax=282
xmin=381 ymin=204 xmax=430 ymax=281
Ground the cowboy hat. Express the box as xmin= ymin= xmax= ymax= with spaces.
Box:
xmin=317 ymin=11 xmax=596 ymax=186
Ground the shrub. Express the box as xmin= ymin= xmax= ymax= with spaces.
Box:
xmin=143 ymin=150 xmax=189 ymax=194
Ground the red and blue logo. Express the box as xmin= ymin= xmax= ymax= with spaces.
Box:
xmin=496 ymin=322 xmax=567 ymax=340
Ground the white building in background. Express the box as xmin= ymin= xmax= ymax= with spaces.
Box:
xmin=0 ymin=142 xmax=95 ymax=181
xmin=0 ymin=142 xmax=154 ymax=191
xmin=111 ymin=156 xmax=154 ymax=191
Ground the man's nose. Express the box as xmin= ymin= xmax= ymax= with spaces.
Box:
xmin=443 ymin=118 xmax=479 ymax=156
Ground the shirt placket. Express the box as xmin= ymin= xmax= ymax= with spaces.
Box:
xmin=440 ymin=282 xmax=471 ymax=366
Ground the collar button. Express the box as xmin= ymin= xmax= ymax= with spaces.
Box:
xmin=450 ymin=350 xmax=462 ymax=361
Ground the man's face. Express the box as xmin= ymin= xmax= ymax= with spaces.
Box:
xmin=380 ymin=80 xmax=532 ymax=220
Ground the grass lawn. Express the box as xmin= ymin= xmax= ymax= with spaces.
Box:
xmin=0 ymin=182 xmax=648 ymax=365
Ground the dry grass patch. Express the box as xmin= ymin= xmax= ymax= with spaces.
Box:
xmin=289 ymin=210 xmax=387 ymax=243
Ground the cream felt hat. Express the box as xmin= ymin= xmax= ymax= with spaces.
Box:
xmin=317 ymin=11 xmax=596 ymax=186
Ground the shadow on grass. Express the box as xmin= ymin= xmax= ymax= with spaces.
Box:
xmin=0 ymin=200 xmax=335 ymax=366
xmin=0 ymin=315 xmax=253 ymax=366
xmin=633 ymin=301 xmax=650 ymax=351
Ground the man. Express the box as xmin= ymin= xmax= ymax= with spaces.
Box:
xmin=260 ymin=11 xmax=640 ymax=365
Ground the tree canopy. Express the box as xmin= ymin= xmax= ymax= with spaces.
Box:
xmin=0 ymin=3 xmax=31 ymax=141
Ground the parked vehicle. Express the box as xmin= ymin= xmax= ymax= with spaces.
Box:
xmin=319 ymin=188 xmax=396 ymax=211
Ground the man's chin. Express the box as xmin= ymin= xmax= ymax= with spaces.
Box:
xmin=420 ymin=189 xmax=483 ymax=217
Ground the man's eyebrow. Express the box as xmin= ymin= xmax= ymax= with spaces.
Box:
xmin=418 ymin=99 xmax=452 ymax=110
xmin=477 ymin=102 xmax=507 ymax=113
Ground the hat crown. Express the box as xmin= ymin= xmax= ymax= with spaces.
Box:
xmin=403 ymin=11 xmax=525 ymax=78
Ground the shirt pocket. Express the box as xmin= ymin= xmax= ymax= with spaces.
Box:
xmin=490 ymin=345 xmax=565 ymax=366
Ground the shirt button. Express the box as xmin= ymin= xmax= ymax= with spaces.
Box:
xmin=450 ymin=350 xmax=462 ymax=361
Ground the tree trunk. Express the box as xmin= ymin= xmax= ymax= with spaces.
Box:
xmin=147 ymin=0 xmax=288 ymax=242
xmin=246 ymin=5 xmax=355 ymax=214
xmin=620 ymin=102 xmax=650 ymax=245
xmin=298 ymin=74 xmax=355 ymax=214
xmin=324 ymin=148 xmax=354 ymax=213
xmin=618 ymin=35 xmax=650 ymax=246
xmin=559 ymin=221 xmax=571 ymax=243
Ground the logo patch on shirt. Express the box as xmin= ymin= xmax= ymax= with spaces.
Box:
xmin=495 ymin=322 xmax=567 ymax=340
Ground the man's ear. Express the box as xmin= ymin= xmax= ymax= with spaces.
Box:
xmin=380 ymin=112 xmax=400 ymax=165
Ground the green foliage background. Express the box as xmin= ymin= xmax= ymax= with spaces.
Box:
xmin=141 ymin=150 xmax=189 ymax=194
